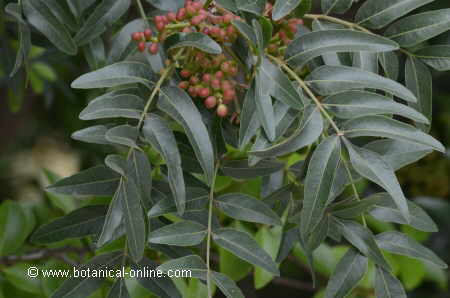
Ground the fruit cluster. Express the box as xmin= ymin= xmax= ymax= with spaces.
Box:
xmin=131 ymin=29 xmax=160 ymax=54
xmin=264 ymin=3 xmax=304 ymax=56
xmin=178 ymin=51 xmax=239 ymax=118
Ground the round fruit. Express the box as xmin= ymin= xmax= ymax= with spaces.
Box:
xmin=149 ymin=43 xmax=159 ymax=55
xmin=138 ymin=42 xmax=146 ymax=52
xmin=204 ymin=96 xmax=217 ymax=109
xmin=217 ymin=104 xmax=228 ymax=117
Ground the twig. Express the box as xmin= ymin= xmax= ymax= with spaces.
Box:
xmin=1 ymin=246 xmax=88 ymax=266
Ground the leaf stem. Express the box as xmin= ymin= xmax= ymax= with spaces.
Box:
xmin=206 ymin=162 xmax=220 ymax=298
xmin=267 ymin=54 xmax=343 ymax=136
xmin=303 ymin=14 xmax=371 ymax=34
xmin=135 ymin=0 xmax=150 ymax=28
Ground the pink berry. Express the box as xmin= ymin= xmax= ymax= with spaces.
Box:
xmin=188 ymin=86 xmax=197 ymax=97
xmin=191 ymin=15 xmax=203 ymax=26
xmin=177 ymin=8 xmax=187 ymax=21
xmin=149 ymin=43 xmax=159 ymax=55
xmin=199 ymin=88 xmax=210 ymax=98
xmin=215 ymin=71 xmax=224 ymax=79
xmin=223 ymin=14 xmax=234 ymax=24
xmin=179 ymin=81 xmax=189 ymax=89
xmin=167 ymin=12 xmax=176 ymax=22
xmin=180 ymin=69 xmax=191 ymax=78
xmin=223 ymin=89 xmax=236 ymax=103
xmin=132 ymin=32 xmax=143 ymax=41
xmin=138 ymin=42 xmax=146 ymax=52
xmin=211 ymin=79 xmax=221 ymax=90
xmin=217 ymin=104 xmax=228 ymax=117
xmin=202 ymin=73 xmax=212 ymax=84
xmin=190 ymin=76 xmax=200 ymax=85
xmin=204 ymin=96 xmax=217 ymax=109
xmin=156 ymin=21 xmax=165 ymax=31
xmin=144 ymin=29 xmax=152 ymax=40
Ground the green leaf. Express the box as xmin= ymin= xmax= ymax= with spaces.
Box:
xmin=353 ymin=51 xmax=379 ymax=73
xmin=148 ymin=221 xmax=207 ymax=246
xmin=374 ymin=266 xmax=407 ymax=298
xmin=344 ymin=140 xmax=410 ymax=222
xmin=324 ymin=91 xmax=429 ymax=123
xmin=128 ymin=150 xmax=153 ymax=208
xmin=415 ymin=45 xmax=450 ymax=71
xmin=286 ymin=30 xmax=398 ymax=68
xmin=250 ymin=105 xmax=323 ymax=158
xmin=306 ymin=65 xmax=417 ymax=102
xmin=158 ymin=86 xmax=215 ymax=186
xmin=105 ymin=125 xmax=139 ymax=149
xmin=384 ymin=9 xmax=450 ymax=47
xmin=321 ymin=0 xmax=353 ymax=15
xmin=74 ymin=0 xmax=131 ymax=45
xmin=219 ymin=246 xmax=252 ymax=281
xmin=294 ymin=0 xmax=312 ymax=17
xmin=97 ymin=189 xmax=124 ymax=247
xmin=216 ymin=193 xmax=282 ymax=225
xmin=46 ymin=165 xmax=120 ymax=197
xmin=79 ymin=94 xmax=144 ymax=120
xmin=132 ymin=258 xmax=182 ymax=298
xmin=342 ymin=115 xmax=445 ymax=152
xmin=379 ymin=51 xmax=399 ymax=80
xmin=108 ymin=19 xmax=146 ymax=63
xmin=254 ymin=227 xmax=282 ymax=288
xmin=211 ymin=271 xmax=245 ymax=298
xmin=30 ymin=205 xmax=107 ymax=244
xmin=376 ymin=231 xmax=447 ymax=269
xmin=3 ymin=263 xmax=42 ymax=295
xmin=231 ymin=20 xmax=258 ymax=47
xmin=67 ymin=0 xmax=96 ymax=18
xmin=157 ymin=255 xmax=207 ymax=280
xmin=369 ymin=193 xmax=437 ymax=232
xmin=259 ymin=17 xmax=273 ymax=49
xmin=120 ymin=178 xmax=146 ymax=263
xmin=71 ymin=62 xmax=155 ymax=89
xmin=148 ymin=187 xmax=208 ymax=217
xmin=52 ymin=252 xmax=123 ymax=298
xmin=143 ymin=114 xmax=186 ymax=214
xmin=331 ymin=196 xmax=382 ymax=219
xmin=212 ymin=228 xmax=280 ymax=276
xmin=276 ymin=227 xmax=299 ymax=262
xmin=260 ymin=57 xmax=304 ymax=110
xmin=216 ymin=0 xmax=238 ymax=12
xmin=337 ymin=219 xmax=391 ymax=270
xmin=145 ymin=0 xmax=184 ymax=11
xmin=301 ymin=136 xmax=341 ymax=240
xmin=272 ymin=0 xmax=302 ymax=21
xmin=236 ymin=0 xmax=266 ymax=15
xmin=221 ymin=159 xmax=285 ymax=179
xmin=364 ymin=139 xmax=432 ymax=170
xmin=6 ymin=3 xmax=31 ymax=78
xmin=355 ymin=0 xmax=435 ymax=29
xmin=0 ymin=201 xmax=28 ymax=256
xmin=107 ymin=279 xmax=130 ymax=298
xmin=23 ymin=0 xmax=77 ymax=55
xmin=325 ymin=249 xmax=368 ymax=298
xmin=239 ymin=82 xmax=261 ymax=148
xmin=164 ymin=32 xmax=222 ymax=54
xmin=405 ymin=56 xmax=432 ymax=132
xmin=255 ymin=66 xmax=276 ymax=141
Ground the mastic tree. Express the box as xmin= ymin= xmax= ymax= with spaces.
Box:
xmin=2 ymin=0 xmax=450 ymax=297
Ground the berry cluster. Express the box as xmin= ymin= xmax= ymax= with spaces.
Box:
xmin=178 ymin=51 xmax=239 ymax=118
xmin=131 ymin=29 xmax=159 ymax=54
xmin=265 ymin=3 xmax=304 ymax=56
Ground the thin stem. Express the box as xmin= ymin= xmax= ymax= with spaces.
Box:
xmin=341 ymin=156 xmax=367 ymax=227
xmin=135 ymin=0 xmax=150 ymax=28
xmin=267 ymin=54 xmax=343 ymax=136
xmin=206 ymin=162 xmax=220 ymax=298
xmin=304 ymin=14 xmax=371 ymax=34
xmin=165 ymin=22 xmax=190 ymax=30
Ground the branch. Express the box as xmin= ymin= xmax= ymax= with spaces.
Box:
xmin=0 ymin=246 xmax=88 ymax=266
xmin=303 ymin=14 xmax=371 ymax=34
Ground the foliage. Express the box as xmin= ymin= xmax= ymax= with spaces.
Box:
xmin=1 ymin=0 xmax=450 ymax=297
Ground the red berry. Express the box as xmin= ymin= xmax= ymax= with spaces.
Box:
xmin=155 ymin=15 xmax=163 ymax=23
xmin=191 ymin=15 xmax=203 ymax=26
xmin=198 ymin=88 xmax=210 ymax=98
xmin=204 ymin=96 xmax=217 ymax=109
xmin=217 ymin=104 xmax=228 ymax=117
xmin=223 ymin=14 xmax=234 ymax=24
xmin=219 ymin=29 xmax=227 ymax=39
xmin=188 ymin=86 xmax=197 ymax=97
xmin=182 ymin=27 xmax=193 ymax=33
xmin=167 ymin=12 xmax=176 ymax=22
xmin=192 ymin=1 xmax=202 ymax=10
xmin=179 ymin=81 xmax=189 ymax=89
xmin=149 ymin=43 xmax=159 ymax=55
xmin=132 ymin=32 xmax=143 ymax=41
xmin=202 ymin=73 xmax=212 ymax=84
xmin=215 ymin=71 xmax=224 ymax=79
xmin=144 ymin=29 xmax=152 ymax=40
xmin=138 ymin=42 xmax=146 ymax=52
xmin=221 ymin=80 xmax=232 ymax=90
xmin=180 ymin=69 xmax=191 ymax=78
xmin=211 ymin=79 xmax=221 ymax=90
xmin=226 ymin=25 xmax=236 ymax=35
xmin=177 ymin=8 xmax=187 ymax=21
xmin=288 ymin=23 xmax=298 ymax=34
xmin=223 ymin=89 xmax=236 ymax=103
xmin=229 ymin=66 xmax=238 ymax=76
xmin=190 ymin=76 xmax=200 ymax=85
xmin=156 ymin=21 xmax=165 ymax=31
xmin=186 ymin=5 xmax=197 ymax=16
xmin=279 ymin=30 xmax=287 ymax=40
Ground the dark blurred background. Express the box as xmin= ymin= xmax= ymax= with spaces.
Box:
xmin=0 ymin=0 xmax=449 ymax=297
